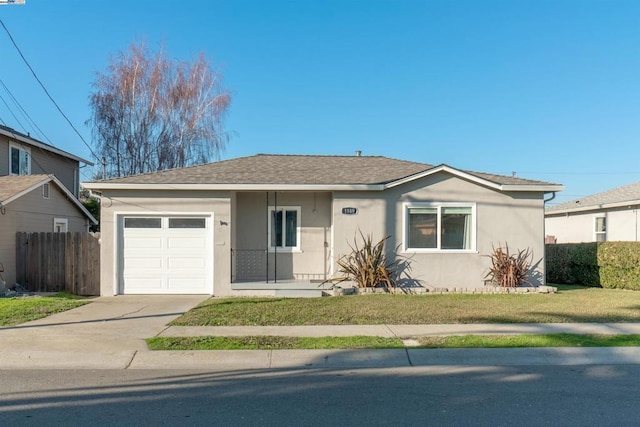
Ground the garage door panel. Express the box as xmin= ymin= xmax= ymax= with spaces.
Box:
xmin=124 ymin=278 xmax=164 ymax=289
xmin=167 ymin=277 xmax=207 ymax=291
xmin=167 ymin=237 xmax=207 ymax=249
xmin=124 ymin=257 xmax=163 ymax=269
xmin=125 ymin=237 xmax=163 ymax=249
xmin=168 ymin=257 xmax=206 ymax=269
xmin=121 ymin=215 xmax=213 ymax=295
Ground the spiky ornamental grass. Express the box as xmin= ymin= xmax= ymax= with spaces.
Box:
xmin=332 ymin=232 xmax=401 ymax=292
xmin=485 ymin=243 xmax=532 ymax=287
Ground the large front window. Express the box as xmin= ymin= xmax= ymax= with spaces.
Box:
xmin=405 ymin=203 xmax=475 ymax=251
xmin=10 ymin=144 xmax=30 ymax=175
xmin=595 ymin=216 xmax=606 ymax=242
xmin=269 ymin=206 xmax=300 ymax=251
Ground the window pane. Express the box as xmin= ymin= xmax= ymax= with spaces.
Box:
xmin=10 ymin=147 xmax=19 ymax=175
xmin=595 ymin=217 xmax=606 ymax=233
xmin=169 ymin=218 xmax=206 ymax=228
xmin=442 ymin=207 xmax=472 ymax=249
xmin=408 ymin=207 xmax=437 ymax=248
xmin=20 ymin=150 xmax=30 ymax=174
xmin=271 ymin=210 xmax=283 ymax=247
xmin=285 ymin=210 xmax=297 ymax=247
xmin=596 ymin=233 xmax=606 ymax=242
xmin=124 ymin=217 xmax=162 ymax=228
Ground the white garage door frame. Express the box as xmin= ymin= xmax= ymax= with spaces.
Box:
xmin=114 ymin=211 xmax=215 ymax=295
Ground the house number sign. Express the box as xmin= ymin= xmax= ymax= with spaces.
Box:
xmin=342 ymin=207 xmax=358 ymax=215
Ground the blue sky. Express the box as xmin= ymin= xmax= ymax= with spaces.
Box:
xmin=1 ymin=1 xmax=639 ymax=205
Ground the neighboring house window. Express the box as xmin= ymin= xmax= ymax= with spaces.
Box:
xmin=595 ymin=216 xmax=606 ymax=242
xmin=42 ymin=183 xmax=50 ymax=199
xmin=405 ymin=203 xmax=475 ymax=251
xmin=268 ymin=206 xmax=300 ymax=251
xmin=9 ymin=144 xmax=31 ymax=175
xmin=53 ymin=218 xmax=68 ymax=233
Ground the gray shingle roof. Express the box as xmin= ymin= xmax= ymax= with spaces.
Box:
xmin=0 ymin=174 xmax=49 ymax=203
xmin=547 ymin=181 xmax=640 ymax=213
xmin=89 ymin=154 xmax=556 ymax=187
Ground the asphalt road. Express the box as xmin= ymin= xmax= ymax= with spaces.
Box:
xmin=1 ymin=365 xmax=639 ymax=426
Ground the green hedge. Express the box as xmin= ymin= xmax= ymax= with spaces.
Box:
xmin=546 ymin=242 xmax=640 ymax=290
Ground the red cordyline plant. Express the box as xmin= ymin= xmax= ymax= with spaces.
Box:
xmin=330 ymin=232 xmax=401 ymax=292
xmin=484 ymin=243 xmax=532 ymax=287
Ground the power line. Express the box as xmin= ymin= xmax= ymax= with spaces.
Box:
xmin=0 ymin=17 xmax=99 ymax=160
xmin=0 ymin=79 xmax=50 ymax=143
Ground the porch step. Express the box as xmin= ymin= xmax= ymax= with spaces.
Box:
xmin=274 ymin=289 xmax=324 ymax=298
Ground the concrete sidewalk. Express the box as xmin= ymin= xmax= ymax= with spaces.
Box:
xmin=3 ymin=296 xmax=640 ymax=370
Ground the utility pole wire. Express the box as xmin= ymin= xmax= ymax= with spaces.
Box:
xmin=0 ymin=18 xmax=99 ymax=160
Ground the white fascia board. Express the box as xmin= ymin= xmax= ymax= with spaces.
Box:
xmin=1 ymin=176 xmax=51 ymax=205
xmin=1 ymin=128 xmax=93 ymax=165
xmin=82 ymin=182 xmax=385 ymax=191
xmin=545 ymin=199 xmax=640 ymax=216
xmin=1 ymin=175 xmax=96 ymax=224
xmin=50 ymin=175 xmax=98 ymax=224
xmin=385 ymin=165 xmax=563 ymax=193
xmin=385 ymin=165 xmax=501 ymax=191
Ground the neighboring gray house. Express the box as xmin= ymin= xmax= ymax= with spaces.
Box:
xmin=0 ymin=125 xmax=90 ymax=197
xmin=545 ymin=181 xmax=640 ymax=243
xmin=84 ymin=154 xmax=562 ymax=296
xmin=0 ymin=125 xmax=97 ymax=287
xmin=0 ymin=175 xmax=97 ymax=287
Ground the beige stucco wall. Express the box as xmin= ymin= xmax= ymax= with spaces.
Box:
xmin=98 ymin=189 xmax=232 ymax=296
xmin=0 ymin=135 xmax=80 ymax=196
xmin=546 ymin=207 xmax=640 ymax=243
xmin=332 ymin=172 xmax=546 ymax=288
xmin=234 ymin=191 xmax=332 ymax=281
xmin=0 ymin=184 xmax=88 ymax=286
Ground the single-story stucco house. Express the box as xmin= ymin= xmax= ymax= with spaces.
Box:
xmin=545 ymin=181 xmax=640 ymax=243
xmin=83 ymin=153 xmax=563 ymax=296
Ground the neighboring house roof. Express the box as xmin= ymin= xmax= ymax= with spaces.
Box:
xmin=0 ymin=174 xmax=97 ymax=224
xmin=546 ymin=181 xmax=640 ymax=215
xmin=83 ymin=154 xmax=562 ymax=192
xmin=0 ymin=125 xmax=93 ymax=165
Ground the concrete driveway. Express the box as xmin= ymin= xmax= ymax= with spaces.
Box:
xmin=0 ymin=295 xmax=209 ymax=368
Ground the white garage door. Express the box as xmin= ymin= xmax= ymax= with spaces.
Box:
xmin=120 ymin=216 xmax=213 ymax=294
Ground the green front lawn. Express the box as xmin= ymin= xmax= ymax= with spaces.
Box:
xmin=0 ymin=293 xmax=89 ymax=326
xmin=172 ymin=285 xmax=640 ymax=326
xmin=147 ymin=335 xmax=404 ymax=350
xmin=146 ymin=334 xmax=640 ymax=350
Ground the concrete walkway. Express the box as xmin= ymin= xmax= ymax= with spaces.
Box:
xmin=3 ymin=296 xmax=640 ymax=370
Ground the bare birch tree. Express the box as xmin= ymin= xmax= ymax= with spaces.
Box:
xmin=89 ymin=42 xmax=231 ymax=178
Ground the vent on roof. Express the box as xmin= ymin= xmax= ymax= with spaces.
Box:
xmin=355 ymin=150 xmax=362 ymax=156
xmin=42 ymin=183 xmax=50 ymax=199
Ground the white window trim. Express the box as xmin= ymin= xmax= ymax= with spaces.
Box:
xmin=594 ymin=214 xmax=606 ymax=242
xmin=268 ymin=205 xmax=301 ymax=253
xmin=9 ymin=142 xmax=31 ymax=175
xmin=402 ymin=202 xmax=477 ymax=253
xmin=53 ymin=218 xmax=68 ymax=233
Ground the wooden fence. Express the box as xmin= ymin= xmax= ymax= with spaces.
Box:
xmin=16 ymin=232 xmax=100 ymax=296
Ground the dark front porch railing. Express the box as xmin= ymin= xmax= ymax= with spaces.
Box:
xmin=231 ymin=249 xmax=269 ymax=283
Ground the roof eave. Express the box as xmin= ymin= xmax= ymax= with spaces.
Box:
xmin=1 ymin=176 xmax=52 ymax=205
xmin=82 ymin=183 xmax=386 ymax=191
xmin=502 ymin=184 xmax=565 ymax=192
xmin=384 ymin=164 xmax=561 ymax=192
xmin=1 ymin=175 xmax=97 ymax=224
xmin=546 ymin=198 xmax=640 ymax=216
xmin=1 ymin=128 xmax=94 ymax=165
